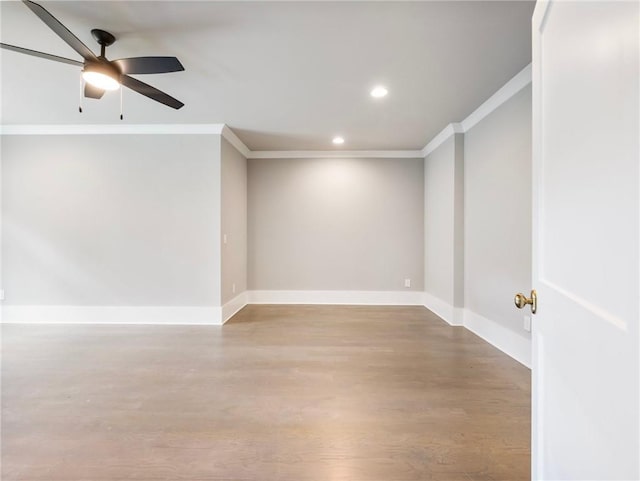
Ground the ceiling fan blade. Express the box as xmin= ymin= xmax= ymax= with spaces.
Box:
xmin=113 ymin=57 xmax=184 ymax=75
xmin=121 ymin=75 xmax=184 ymax=110
xmin=84 ymin=83 xmax=105 ymax=99
xmin=1 ymin=43 xmax=83 ymax=66
xmin=22 ymin=0 xmax=97 ymax=62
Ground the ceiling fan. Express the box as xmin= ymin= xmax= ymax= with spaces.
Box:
xmin=1 ymin=0 xmax=185 ymax=110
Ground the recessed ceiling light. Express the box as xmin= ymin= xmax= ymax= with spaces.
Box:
xmin=370 ymin=86 xmax=388 ymax=98
xmin=332 ymin=136 xmax=345 ymax=145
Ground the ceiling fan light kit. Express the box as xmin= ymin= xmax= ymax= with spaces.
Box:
xmin=82 ymin=63 xmax=120 ymax=91
xmin=1 ymin=0 xmax=185 ymax=114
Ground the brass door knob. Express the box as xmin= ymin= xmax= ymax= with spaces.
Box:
xmin=514 ymin=289 xmax=537 ymax=314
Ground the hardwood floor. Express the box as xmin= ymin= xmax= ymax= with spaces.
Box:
xmin=1 ymin=305 xmax=530 ymax=481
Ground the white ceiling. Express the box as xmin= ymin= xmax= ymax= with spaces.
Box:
xmin=0 ymin=1 xmax=535 ymax=151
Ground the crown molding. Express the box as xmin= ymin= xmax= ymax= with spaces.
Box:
xmin=0 ymin=124 xmax=225 ymax=135
xmin=0 ymin=123 xmax=418 ymax=159
xmin=460 ymin=63 xmax=532 ymax=133
xmin=247 ymin=150 xmax=423 ymax=159
xmin=422 ymin=63 xmax=532 ymax=159
xmin=221 ymin=125 xmax=251 ymax=158
xmin=421 ymin=123 xmax=463 ymax=158
xmin=2 ymin=63 xmax=531 ymax=159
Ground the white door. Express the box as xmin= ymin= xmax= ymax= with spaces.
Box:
xmin=531 ymin=1 xmax=639 ymax=480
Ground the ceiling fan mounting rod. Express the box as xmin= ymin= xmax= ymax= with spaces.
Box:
xmin=91 ymin=29 xmax=116 ymax=58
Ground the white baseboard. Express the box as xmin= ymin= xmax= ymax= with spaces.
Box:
xmin=422 ymin=292 xmax=530 ymax=367
xmin=422 ymin=291 xmax=464 ymax=326
xmin=247 ymin=290 xmax=424 ymax=306
xmin=1 ymin=305 xmax=223 ymax=325
xmin=463 ymin=309 xmax=531 ymax=368
xmin=221 ymin=292 xmax=248 ymax=324
xmin=0 ymin=290 xmax=422 ymax=325
xmin=1 ymin=294 xmax=531 ymax=368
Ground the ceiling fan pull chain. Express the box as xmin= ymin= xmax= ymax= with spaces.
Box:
xmin=120 ymin=86 xmax=124 ymax=120
xmin=78 ymin=74 xmax=83 ymax=113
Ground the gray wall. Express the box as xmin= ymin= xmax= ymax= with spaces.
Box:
xmin=423 ymin=135 xmax=464 ymax=305
xmin=1 ymin=134 xmax=222 ymax=306
xmin=0 ymin=136 xmax=3 ymax=315
xmin=221 ymin=138 xmax=248 ymax=303
xmin=464 ymin=85 xmax=532 ymax=337
xmin=452 ymin=134 xmax=465 ymax=308
xmin=248 ymin=157 xmax=424 ymax=291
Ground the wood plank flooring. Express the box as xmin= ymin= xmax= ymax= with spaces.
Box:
xmin=1 ymin=305 xmax=530 ymax=481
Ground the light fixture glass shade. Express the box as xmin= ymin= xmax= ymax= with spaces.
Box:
xmin=370 ymin=86 xmax=388 ymax=98
xmin=82 ymin=66 xmax=120 ymax=91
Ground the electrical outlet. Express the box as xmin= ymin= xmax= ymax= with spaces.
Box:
xmin=404 ymin=278 xmax=411 ymax=288
xmin=523 ymin=315 xmax=531 ymax=332
xmin=223 ymin=234 xmax=228 ymax=245
xmin=232 ymin=283 xmax=236 ymax=294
